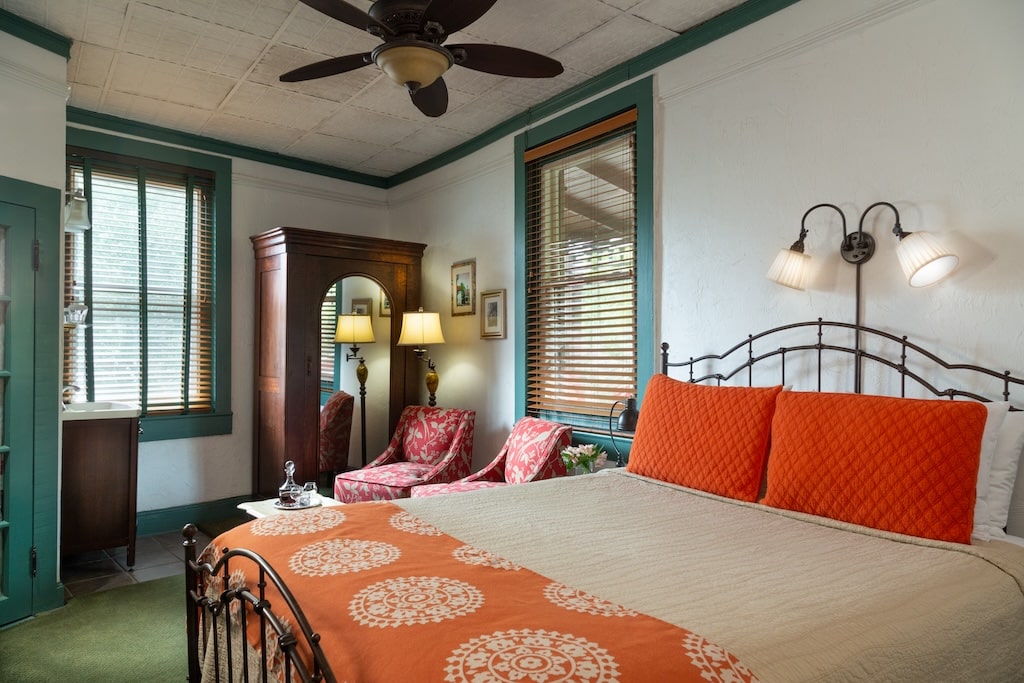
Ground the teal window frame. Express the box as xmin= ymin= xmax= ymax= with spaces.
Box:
xmin=514 ymin=77 xmax=654 ymax=456
xmin=66 ymin=127 xmax=232 ymax=441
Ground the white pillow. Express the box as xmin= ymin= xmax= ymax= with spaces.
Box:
xmin=971 ymin=402 xmax=1009 ymax=542
xmin=998 ymin=534 xmax=1024 ymax=548
xmin=988 ymin=410 xmax=1024 ymax=538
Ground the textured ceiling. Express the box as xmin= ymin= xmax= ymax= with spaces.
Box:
xmin=4 ymin=0 xmax=744 ymax=179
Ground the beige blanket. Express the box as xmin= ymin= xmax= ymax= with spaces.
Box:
xmin=395 ymin=469 xmax=1024 ymax=682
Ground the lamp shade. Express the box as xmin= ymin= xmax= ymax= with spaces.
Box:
xmin=895 ymin=231 xmax=958 ymax=287
xmin=334 ymin=314 xmax=375 ymax=344
xmin=398 ymin=308 xmax=445 ymax=347
xmin=373 ymin=43 xmax=452 ymax=91
xmin=766 ymin=248 xmax=810 ymax=290
xmin=64 ymin=189 xmax=91 ymax=232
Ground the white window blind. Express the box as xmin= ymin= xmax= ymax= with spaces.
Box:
xmin=65 ymin=152 xmax=215 ymax=415
xmin=320 ymin=282 xmax=338 ymax=391
xmin=524 ymin=110 xmax=638 ymax=431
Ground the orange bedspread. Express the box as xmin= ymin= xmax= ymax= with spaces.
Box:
xmin=202 ymin=502 xmax=759 ymax=682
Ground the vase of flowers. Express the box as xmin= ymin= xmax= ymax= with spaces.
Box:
xmin=561 ymin=443 xmax=607 ymax=475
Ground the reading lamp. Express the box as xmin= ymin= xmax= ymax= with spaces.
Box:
xmin=397 ymin=307 xmax=446 ymax=407
xmin=334 ymin=313 xmax=375 ymax=466
xmin=608 ymin=396 xmax=640 ymax=467
xmin=64 ymin=189 xmax=91 ymax=232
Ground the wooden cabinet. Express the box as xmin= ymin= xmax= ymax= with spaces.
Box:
xmin=251 ymin=227 xmax=426 ymax=496
xmin=60 ymin=417 xmax=139 ymax=567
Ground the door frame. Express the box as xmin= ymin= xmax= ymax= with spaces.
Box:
xmin=0 ymin=175 xmax=63 ymax=624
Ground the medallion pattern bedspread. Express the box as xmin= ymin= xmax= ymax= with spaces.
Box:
xmin=201 ymin=498 xmax=759 ymax=682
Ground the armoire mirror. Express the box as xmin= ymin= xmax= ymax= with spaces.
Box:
xmin=251 ymin=227 xmax=426 ymax=496
xmin=319 ymin=275 xmax=392 ymax=471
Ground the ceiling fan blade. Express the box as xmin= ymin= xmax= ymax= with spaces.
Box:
xmin=280 ymin=53 xmax=372 ymax=82
xmin=448 ymin=44 xmax=563 ymax=78
xmin=422 ymin=0 xmax=498 ymax=35
xmin=298 ymin=0 xmax=394 ymax=36
xmin=410 ymin=78 xmax=448 ymax=117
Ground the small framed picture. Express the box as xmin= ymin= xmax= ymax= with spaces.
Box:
xmin=379 ymin=290 xmax=391 ymax=317
xmin=451 ymin=259 xmax=476 ymax=316
xmin=480 ymin=289 xmax=506 ymax=339
xmin=351 ymin=297 xmax=372 ymax=316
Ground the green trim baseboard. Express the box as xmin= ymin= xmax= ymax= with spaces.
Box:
xmin=135 ymin=495 xmax=252 ymax=537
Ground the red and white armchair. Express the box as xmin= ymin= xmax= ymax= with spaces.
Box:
xmin=333 ymin=405 xmax=475 ymax=503
xmin=411 ymin=416 xmax=571 ymax=498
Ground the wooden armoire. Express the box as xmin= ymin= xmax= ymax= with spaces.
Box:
xmin=251 ymin=227 xmax=427 ymax=496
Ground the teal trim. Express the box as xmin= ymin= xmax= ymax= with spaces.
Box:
xmin=0 ymin=176 xmax=64 ymax=617
xmin=49 ymin=0 xmax=793 ymax=190
xmin=66 ymin=128 xmax=233 ymax=440
xmin=0 ymin=9 xmax=72 ymax=59
xmin=139 ymin=412 xmax=233 ymax=442
xmin=136 ymin=495 xmax=251 ymax=537
xmin=67 ymin=108 xmax=388 ymax=189
xmin=392 ymin=0 xmax=796 ymax=187
xmin=514 ymin=78 xmax=655 ymax=420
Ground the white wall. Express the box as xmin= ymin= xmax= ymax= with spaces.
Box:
xmin=0 ymin=32 xmax=66 ymax=188
xmin=135 ymin=163 xmax=391 ymax=510
xmin=12 ymin=0 xmax=1024 ymax=510
xmin=389 ymin=0 xmax=1024 ymax=459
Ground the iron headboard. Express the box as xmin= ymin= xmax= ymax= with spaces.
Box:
xmin=661 ymin=319 xmax=1023 ymax=408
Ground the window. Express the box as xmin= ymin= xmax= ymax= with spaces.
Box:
xmin=64 ymin=130 xmax=232 ymax=440
xmin=515 ymin=78 xmax=654 ymax=443
xmin=523 ymin=112 xmax=638 ymax=430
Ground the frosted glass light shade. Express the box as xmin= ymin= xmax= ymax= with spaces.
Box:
xmin=334 ymin=314 xmax=375 ymax=344
xmin=64 ymin=189 xmax=91 ymax=232
xmin=398 ymin=308 xmax=445 ymax=347
xmin=766 ymin=248 xmax=811 ymax=290
xmin=896 ymin=231 xmax=958 ymax=287
xmin=374 ymin=44 xmax=451 ymax=91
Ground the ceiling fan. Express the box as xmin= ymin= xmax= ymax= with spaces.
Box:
xmin=281 ymin=0 xmax=564 ymax=117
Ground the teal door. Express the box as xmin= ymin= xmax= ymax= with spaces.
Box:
xmin=0 ymin=202 xmax=36 ymax=626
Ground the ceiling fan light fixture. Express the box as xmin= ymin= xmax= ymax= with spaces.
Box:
xmin=373 ymin=42 xmax=452 ymax=93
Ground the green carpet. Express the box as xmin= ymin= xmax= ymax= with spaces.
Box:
xmin=0 ymin=575 xmax=187 ymax=683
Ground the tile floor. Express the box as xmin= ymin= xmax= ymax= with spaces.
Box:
xmin=61 ymin=529 xmax=212 ymax=599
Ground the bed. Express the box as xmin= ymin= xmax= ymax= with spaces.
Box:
xmin=184 ymin=320 xmax=1024 ymax=682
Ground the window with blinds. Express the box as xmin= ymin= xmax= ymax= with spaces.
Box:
xmin=65 ymin=150 xmax=215 ymax=416
xmin=524 ymin=110 xmax=638 ymax=432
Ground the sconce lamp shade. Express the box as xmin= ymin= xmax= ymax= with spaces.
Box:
xmin=895 ymin=231 xmax=958 ymax=287
xmin=373 ymin=43 xmax=452 ymax=92
xmin=64 ymin=189 xmax=91 ymax=232
xmin=334 ymin=314 xmax=375 ymax=345
xmin=398 ymin=308 xmax=446 ymax=348
xmin=766 ymin=248 xmax=811 ymax=290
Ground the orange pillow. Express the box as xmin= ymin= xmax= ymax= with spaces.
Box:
xmin=627 ymin=375 xmax=782 ymax=501
xmin=762 ymin=392 xmax=986 ymax=544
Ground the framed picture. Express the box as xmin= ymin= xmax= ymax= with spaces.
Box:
xmin=351 ymin=297 xmax=372 ymax=316
xmin=379 ymin=290 xmax=391 ymax=317
xmin=451 ymin=259 xmax=476 ymax=316
xmin=480 ymin=289 xmax=506 ymax=339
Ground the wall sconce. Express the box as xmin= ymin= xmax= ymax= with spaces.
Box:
xmin=64 ymin=189 xmax=91 ymax=233
xmin=767 ymin=201 xmax=958 ymax=393
xmin=397 ymin=307 xmax=446 ymax=407
xmin=335 ymin=313 xmax=375 ymax=466
xmin=608 ymin=396 xmax=640 ymax=467
xmin=767 ymin=201 xmax=958 ymax=291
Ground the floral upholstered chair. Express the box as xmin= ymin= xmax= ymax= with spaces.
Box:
xmin=410 ymin=416 xmax=571 ymax=498
xmin=333 ymin=405 xmax=476 ymax=503
xmin=319 ymin=391 xmax=354 ymax=475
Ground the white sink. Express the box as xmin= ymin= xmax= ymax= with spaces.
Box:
xmin=62 ymin=401 xmax=142 ymax=421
